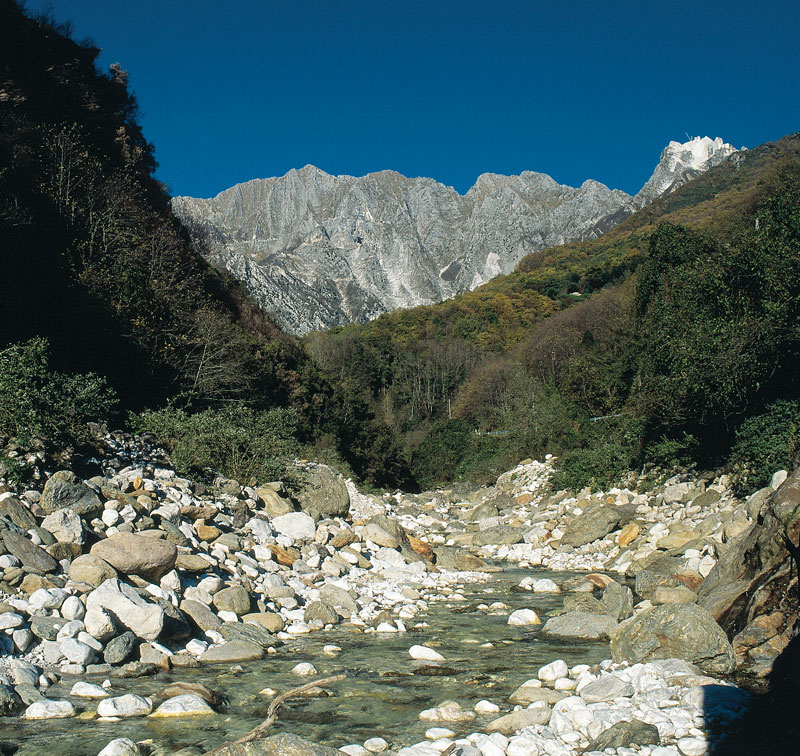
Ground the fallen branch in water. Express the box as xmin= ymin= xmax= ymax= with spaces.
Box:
xmin=203 ymin=674 xmax=346 ymax=756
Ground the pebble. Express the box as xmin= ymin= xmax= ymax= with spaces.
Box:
xmin=24 ymin=699 xmax=75 ymax=719
xmin=70 ymin=681 xmax=108 ymax=698
xmin=538 ymin=659 xmax=569 ymax=681
xmin=96 ymin=738 xmax=139 ymax=756
xmin=291 ymin=662 xmax=317 ymax=676
xmin=425 ymin=727 xmax=456 ymax=739
xmin=507 ymin=608 xmax=540 ymax=626
xmin=364 ymin=737 xmax=389 ymax=752
xmin=150 ymin=693 xmax=215 ymax=717
xmin=340 ymin=746 xmax=370 ymax=756
xmin=97 ymin=694 xmax=153 ymax=718
xmin=409 ymin=644 xmax=445 ymax=661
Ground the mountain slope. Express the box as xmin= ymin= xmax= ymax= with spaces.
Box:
xmin=173 ymin=137 xmax=736 ymax=334
xmin=303 ymin=132 xmax=800 ymax=487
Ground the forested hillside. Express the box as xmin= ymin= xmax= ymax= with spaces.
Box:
xmin=0 ymin=1 xmax=406 ymax=488
xmin=2 ymin=1 xmax=798 ymax=494
xmin=307 ymin=135 xmax=800 ymax=489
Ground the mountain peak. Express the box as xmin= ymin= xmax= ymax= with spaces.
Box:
xmin=663 ymin=136 xmax=737 ymax=169
xmin=634 ymin=136 xmax=739 ymax=205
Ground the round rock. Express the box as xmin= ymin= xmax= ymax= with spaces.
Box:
xmin=538 ymin=659 xmax=569 ymax=681
xmin=24 ymin=699 xmax=75 ymax=719
xmin=96 ymin=739 xmax=139 ymax=756
xmin=69 ymin=554 xmax=118 ymax=587
xmin=97 ymin=694 xmax=153 ymax=718
xmin=91 ymin=534 xmax=177 ymax=582
xmin=150 ymin=693 xmax=215 ymax=717
xmin=271 ymin=512 xmax=316 ymax=542
xmin=507 ymin=609 xmax=541 ymax=626
xmin=212 ymin=585 xmax=251 ymax=616
xmin=409 ymin=645 xmax=445 ymax=662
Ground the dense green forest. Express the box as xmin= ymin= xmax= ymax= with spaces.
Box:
xmin=2 ymin=0 xmax=798 ymax=493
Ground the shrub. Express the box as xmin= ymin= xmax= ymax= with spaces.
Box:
xmin=455 ymin=434 xmax=521 ymax=486
xmin=410 ymin=419 xmax=473 ymax=489
xmin=549 ymin=440 xmax=635 ymax=491
xmin=0 ymin=337 xmax=117 ymax=447
xmin=645 ymin=433 xmax=698 ymax=469
xmin=549 ymin=415 xmax=641 ymax=491
xmin=729 ymin=399 xmax=800 ymax=490
xmin=131 ymin=403 xmax=299 ymax=486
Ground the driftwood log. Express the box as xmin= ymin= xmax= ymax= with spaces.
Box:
xmin=203 ymin=674 xmax=346 ymax=756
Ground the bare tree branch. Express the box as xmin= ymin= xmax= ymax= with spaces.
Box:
xmin=203 ymin=674 xmax=346 ymax=756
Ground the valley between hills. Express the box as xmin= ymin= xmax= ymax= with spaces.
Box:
xmin=1 ymin=3 xmax=800 ymax=756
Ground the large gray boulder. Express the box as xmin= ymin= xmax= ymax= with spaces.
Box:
xmin=219 ymin=622 xmax=274 ymax=647
xmin=580 ymin=675 xmax=634 ymax=703
xmin=0 ymin=495 xmax=37 ymax=530
xmin=198 ymin=640 xmax=264 ymax=664
xmin=471 ymin=525 xmax=526 ymax=547
xmin=293 ymin=465 xmax=349 ymax=520
xmin=365 ymin=514 xmax=424 ymax=563
xmin=212 ymin=586 xmax=251 ymax=616
xmin=587 ymin=719 xmax=661 ymax=750
xmin=180 ymin=599 xmax=222 ymax=633
xmin=634 ymin=556 xmax=684 ymax=599
xmin=361 ymin=521 xmax=399 ymax=548
xmin=318 ymin=583 xmax=358 ymax=616
xmin=303 ymin=600 xmax=339 ymax=626
xmin=1 ymin=530 xmax=57 ymax=573
xmin=508 ymin=684 xmax=567 ymax=706
xmin=86 ymin=579 xmax=165 ymax=641
xmin=562 ymin=503 xmax=637 ymax=548
xmin=486 ymin=707 xmax=551 ymax=734
xmin=91 ymin=533 xmax=177 ymax=582
xmin=610 ymin=603 xmax=736 ymax=674
xmin=602 ymin=579 xmax=634 ymax=621
xmin=698 ymin=466 xmax=800 ymax=675
xmin=40 ymin=471 xmax=103 ymax=518
xmin=104 ymin=632 xmax=138 ymax=665
xmin=271 ymin=512 xmax=316 ymax=542
xmin=41 ymin=509 xmax=85 ymax=545
xmin=433 ymin=546 xmax=490 ymax=571
xmin=543 ymin=611 xmax=618 ymax=641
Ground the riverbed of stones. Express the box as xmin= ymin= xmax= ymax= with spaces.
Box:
xmin=0 ymin=430 xmax=789 ymax=755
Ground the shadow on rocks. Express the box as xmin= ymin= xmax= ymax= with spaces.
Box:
xmin=705 ymin=629 xmax=800 ymax=755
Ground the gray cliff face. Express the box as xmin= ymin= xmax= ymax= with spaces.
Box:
xmin=173 ymin=138 xmax=736 ymax=335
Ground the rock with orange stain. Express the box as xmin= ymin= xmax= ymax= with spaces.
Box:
xmin=618 ymin=522 xmax=640 ymax=547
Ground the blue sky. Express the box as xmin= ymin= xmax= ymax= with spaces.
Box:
xmin=28 ymin=0 xmax=800 ymax=199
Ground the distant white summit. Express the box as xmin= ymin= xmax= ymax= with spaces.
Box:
xmin=173 ymin=137 xmax=739 ymax=335
xmin=634 ymin=136 xmax=739 ymax=206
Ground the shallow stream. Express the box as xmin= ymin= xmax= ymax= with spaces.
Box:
xmin=2 ymin=568 xmax=611 ymax=754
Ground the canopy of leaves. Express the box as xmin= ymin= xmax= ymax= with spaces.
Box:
xmin=0 ymin=337 xmax=116 ymax=447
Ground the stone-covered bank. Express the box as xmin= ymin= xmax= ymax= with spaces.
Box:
xmin=0 ymin=429 xmax=796 ymax=755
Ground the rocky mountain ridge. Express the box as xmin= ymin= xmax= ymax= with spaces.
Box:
xmin=173 ymin=137 xmax=738 ymax=334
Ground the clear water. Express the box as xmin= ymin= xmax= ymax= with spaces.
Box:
xmin=1 ymin=568 xmax=611 ymax=754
